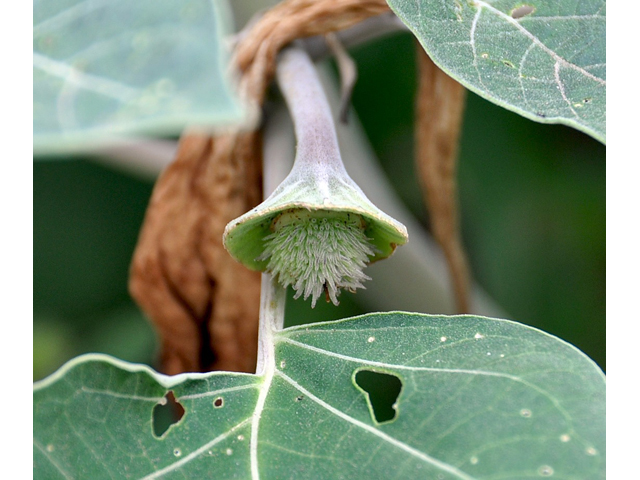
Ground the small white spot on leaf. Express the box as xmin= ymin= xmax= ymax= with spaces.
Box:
xmin=537 ymin=465 xmax=554 ymax=476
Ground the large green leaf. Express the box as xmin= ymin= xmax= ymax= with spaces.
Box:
xmin=33 ymin=0 xmax=245 ymax=155
xmin=34 ymin=313 xmax=605 ymax=479
xmin=387 ymin=0 xmax=606 ymax=143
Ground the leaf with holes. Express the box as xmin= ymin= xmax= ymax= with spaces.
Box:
xmin=33 ymin=0 xmax=246 ymax=155
xmin=33 ymin=313 xmax=605 ymax=479
xmin=387 ymin=0 xmax=606 ymax=142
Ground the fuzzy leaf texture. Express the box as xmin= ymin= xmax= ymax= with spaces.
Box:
xmin=34 ymin=313 xmax=605 ymax=479
xmin=387 ymin=0 xmax=606 ymax=143
xmin=33 ymin=0 xmax=245 ymax=155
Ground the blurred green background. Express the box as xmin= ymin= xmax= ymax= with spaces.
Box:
xmin=33 ymin=31 xmax=604 ymax=381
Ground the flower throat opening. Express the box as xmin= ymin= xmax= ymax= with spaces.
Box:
xmin=257 ymin=210 xmax=375 ymax=307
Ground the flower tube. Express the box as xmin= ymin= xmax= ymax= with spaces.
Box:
xmin=223 ymin=46 xmax=407 ymax=307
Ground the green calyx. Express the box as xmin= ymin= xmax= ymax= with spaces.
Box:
xmin=223 ymin=174 xmax=408 ymax=266
xmin=223 ymin=168 xmax=408 ymax=306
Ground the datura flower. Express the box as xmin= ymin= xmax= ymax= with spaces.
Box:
xmin=223 ymin=164 xmax=407 ymax=307
xmin=222 ymin=47 xmax=408 ymax=307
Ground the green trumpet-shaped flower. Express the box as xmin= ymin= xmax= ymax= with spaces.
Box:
xmin=222 ymin=47 xmax=408 ymax=307
xmin=223 ymin=175 xmax=407 ymax=307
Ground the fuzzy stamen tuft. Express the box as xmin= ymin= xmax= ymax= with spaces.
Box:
xmin=257 ymin=211 xmax=375 ymax=307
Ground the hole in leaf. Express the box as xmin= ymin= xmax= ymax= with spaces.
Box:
xmin=152 ymin=391 xmax=185 ymax=438
xmin=354 ymin=369 xmax=403 ymax=424
xmin=511 ymin=5 xmax=535 ymax=19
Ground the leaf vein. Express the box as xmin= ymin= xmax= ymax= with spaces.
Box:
xmin=276 ymin=371 xmax=476 ymax=480
xmin=473 ymin=0 xmax=605 ymax=85
xmin=138 ymin=418 xmax=251 ymax=480
xmin=33 ymin=439 xmax=74 ymax=480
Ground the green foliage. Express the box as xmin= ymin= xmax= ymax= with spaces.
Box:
xmin=33 ymin=160 xmax=157 ymax=381
xmin=33 ymin=0 xmax=245 ymax=155
xmin=34 ymin=313 xmax=605 ymax=479
xmin=387 ymin=0 xmax=606 ymax=142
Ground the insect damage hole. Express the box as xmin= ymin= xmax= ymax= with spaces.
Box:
xmin=152 ymin=391 xmax=185 ymax=438
xmin=354 ymin=369 xmax=403 ymax=424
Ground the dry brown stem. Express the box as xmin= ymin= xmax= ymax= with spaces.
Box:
xmin=233 ymin=0 xmax=389 ymax=105
xmin=129 ymin=0 xmax=391 ymax=374
xmin=415 ymin=43 xmax=471 ymax=313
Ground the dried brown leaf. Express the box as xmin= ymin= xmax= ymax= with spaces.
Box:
xmin=129 ymin=133 xmax=262 ymax=374
xmin=415 ymin=43 xmax=471 ymax=313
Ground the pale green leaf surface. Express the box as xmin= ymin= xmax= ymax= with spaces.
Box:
xmin=34 ymin=313 xmax=605 ymax=479
xmin=387 ymin=0 xmax=606 ymax=142
xmin=34 ymin=0 xmax=245 ymax=155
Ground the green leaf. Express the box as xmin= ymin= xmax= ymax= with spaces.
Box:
xmin=387 ymin=0 xmax=606 ymax=143
xmin=34 ymin=356 xmax=260 ymax=478
xmin=34 ymin=313 xmax=605 ymax=478
xmin=33 ymin=0 xmax=246 ymax=155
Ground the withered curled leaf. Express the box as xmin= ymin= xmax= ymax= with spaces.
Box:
xmin=129 ymin=132 xmax=262 ymax=374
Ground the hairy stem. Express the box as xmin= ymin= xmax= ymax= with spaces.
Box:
xmin=276 ymin=46 xmax=347 ymax=177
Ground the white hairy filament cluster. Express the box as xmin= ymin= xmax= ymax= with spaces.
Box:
xmin=258 ymin=214 xmax=375 ymax=307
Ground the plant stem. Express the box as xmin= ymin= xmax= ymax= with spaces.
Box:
xmin=276 ymin=46 xmax=348 ymax=179
xmin=263 ymin=64 xmax=506 ymax=318
xmin=301 ymin=12 xmax=407 ymax=61
xmin=324 ymin=32 xmax=357 ymax=124
xmin=84 ymin=14 xmax=408 ymax=175
xmin=255 ymin=273 xmax=286 ymax=375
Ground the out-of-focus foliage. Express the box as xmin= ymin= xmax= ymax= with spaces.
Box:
xmin=33 ymin=160 xmax=158 ymax=380
xmin=34 ymin=0 xmax=245 ymax=155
